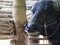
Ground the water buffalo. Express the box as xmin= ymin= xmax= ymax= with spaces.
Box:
xmin=25 ymin=0 xmax=60 ymax=45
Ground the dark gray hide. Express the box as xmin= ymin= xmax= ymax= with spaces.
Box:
xmin=25 ymin=1 xmax=60 ymax=45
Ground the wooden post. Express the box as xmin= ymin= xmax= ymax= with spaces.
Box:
xmin=28 ymin=32 xmax=40 ymax=44
xmin=13 ymin=0 xmax=27 ymax=45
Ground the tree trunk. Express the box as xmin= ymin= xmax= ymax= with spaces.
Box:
xmin=13 ymin=0 xmax=27 ymax=45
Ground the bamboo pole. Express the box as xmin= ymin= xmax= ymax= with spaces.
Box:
xmin=13 ymin=0 xmax=27 ymax=45
xmin=0 ymin=15 xmax=12 ymax=18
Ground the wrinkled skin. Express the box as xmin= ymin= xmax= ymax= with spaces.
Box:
xmin=25 ymin=1 xmax=60 ymax=45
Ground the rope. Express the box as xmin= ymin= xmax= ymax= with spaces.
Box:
xmin=40 ymin=10 xmax=59 ymax=45
xmin=44 ymin=22 xmax=49 ymax=45
xmin=47 ymin=21 xmax=59 ymax=38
